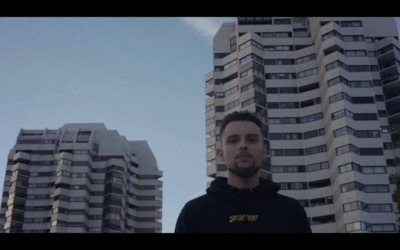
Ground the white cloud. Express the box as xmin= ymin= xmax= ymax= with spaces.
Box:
xmin=178 ymin=17 xmax=234 ymax=45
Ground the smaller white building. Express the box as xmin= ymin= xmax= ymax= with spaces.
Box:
xmin=0 ymin=123 xmax=163 ymax=233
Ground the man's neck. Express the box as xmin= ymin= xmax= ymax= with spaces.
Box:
xmin=227 ymin=173 xmax=260 ymax=189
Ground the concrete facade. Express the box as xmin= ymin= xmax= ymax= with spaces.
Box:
xmin=205 ymin=17 xmax=400 ymax=233
xmin=0 ymin=123 xmax=163 ymax=233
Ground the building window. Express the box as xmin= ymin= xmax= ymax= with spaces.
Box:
xmin=364 ymin=185 xmax=389 ymax=193
xmin=343 ymin=35 xmax=364 ymax=42
xmin=206 ymin=117 xmax=215 ymax=126
xmin=341 ymin=181 xmax=363 ymax=193
xmin=230 ymin=37 xmax=236 ymax=52
xmin=336 ymin=144 xmax=360 ymax=156
xmin=206 ymin=131 xmax=215 ymax=140
xmin=284 ymin=149 xmax=304 ymax=156
xmin=296 ymin=54 xmax=316 ymax=64
xmin=309 ymin=178 xmax=330 ymax=189
xmin=305 ymin=145 xmax=327 ymax=155
xmin=366 ymin=37 xmax=374 ymax=43
xmin=345 ymin=50 xmax=366 ymax=57
xmin=275 ymin=32 xmax=292 ymax=38
xmin=240 ymin=53 xmax=263 ymax=65
xmin=341 ymin=21 xmax=362 ymax=27
xmin=287 ymin=182 xmax=307 ymax=190
xmin=274 ymin=18 xmax=291 ymax=25
xmin=306 ymin=161 xmax=329 ymax=172
xmin=381 ymin=126 xmax=390 ymax=133
xmin=383 ymin=142 xmax=393 ymax=150
xmin=276 ymin=45 xmax=293 ymax=51
xmin=298 ymin=68 xmax=317 ymax=78
xmin=272 ymin=166 xmax=285 ymax=173
xmin=269 ymin=133 xmax=282 ymax=140
xmin=239 ymin=39 xmax=263 ymax=51
xmin=225 ymin=99 xmax=239 ymax=111
xmin=282 ymin=117 xmax=301 ymax=124
xmin=277 ymin=59 xmax=295 ymax=65
xmin=282 ymin=133 xmax=302 ymax=140
xmin=215 ymin=106 xmax=224 ymax=112
xmin=367 ymin=224 xmax=395 ymax=232
xmin=341 ymin=181 xmax=389 ymax=193
xmin=286 ymin=165 xmax=305 ymax=173
xmin=76 ymin=131 xmax=91 ymax=143
xmin=268 ymin=118 xmax=281 ymax=124
xmin=346 ymin=221 xmax=395 ymax=232
xmin=345 ymin=221 xmax=363 ymax=232
xmin=302 ymin=112 xmax=323 ymax=123
xmin=280 ymin=102 xmax=298 ymax=109
xmin=270 ymin=149 xmax=284 ymax=156
xmin=322 ymin=30 xmax=342 ymax=41
xmin=311 ymin=215 xmax=335 ymax=225
xmin=339 ymin=163 xmax=361 ymax=173
xmin=310 ymin=197 xmax=333 ymax=207
xmin=206 ymin=104 xmax=214 ymax=112
xmin=349 ymin=81 xmax=371 ymax=88
xmin=238 ymin=17 xmax=272 ymax=25
xmin=347 ymin=65 xmax=369 ymax=72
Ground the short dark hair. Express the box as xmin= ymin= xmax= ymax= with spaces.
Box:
xmin=219 ymin=111 xmax=264 ymax=139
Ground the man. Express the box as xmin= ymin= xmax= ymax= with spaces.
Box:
xmin=175 ymin=110 xmax=312 ymax=233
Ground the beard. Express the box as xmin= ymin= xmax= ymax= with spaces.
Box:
xmin=228 ymin=159 xmax=261 ymax=179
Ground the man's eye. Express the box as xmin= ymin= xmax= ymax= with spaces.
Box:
xmin=248 ymin=136 xmax=258 ymax=143
xmin=227 ymin=138 xmax=237 ymax=143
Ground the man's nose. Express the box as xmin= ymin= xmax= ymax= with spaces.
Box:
xmin=239 ymin=139 xmax=248 ymax=150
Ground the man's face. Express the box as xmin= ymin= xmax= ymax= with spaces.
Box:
xmin=218 ymin=121 xmax=267 ymax=179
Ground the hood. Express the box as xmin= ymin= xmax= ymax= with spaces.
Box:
xmin=206 ymin=176 xmax=280 ymax=200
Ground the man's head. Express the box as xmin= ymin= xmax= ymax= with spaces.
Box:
xmin=218 ymin=111 xmax=267 ymax=179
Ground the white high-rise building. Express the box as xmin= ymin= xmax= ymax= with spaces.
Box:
xmin=0 ymin=123 xmax=163 ymax=233
xmin=205 ymin=17 xmax=400 ymax=233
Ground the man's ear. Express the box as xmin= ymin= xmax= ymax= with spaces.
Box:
xmin=217 ymin=148 xmax=225 ymax=161
xmin=263 ymin=145 xmax=268 ymax=155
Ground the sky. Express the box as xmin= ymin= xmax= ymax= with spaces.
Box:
xmin=0 ymin=17 xmax=235 ymax=233
xmin=1 ymin=17 xmax=400 ymax=234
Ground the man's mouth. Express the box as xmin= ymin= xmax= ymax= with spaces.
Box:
xmin=236 ymin=153 xmax=253 ymax=159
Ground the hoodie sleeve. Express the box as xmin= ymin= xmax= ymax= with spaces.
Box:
xmin=174 ymin=206 xmax=189 ymax=233
xmin=292 ymin=202 xmax=312 ymax=233
xmin=174 ymin=202 xmax=199 ymax=233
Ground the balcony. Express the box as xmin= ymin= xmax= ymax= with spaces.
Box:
xmin=311 ymin=221 xmax=337 ymax=233
xmin=13 ymin=152 xmax=31 ymax=164
xmin=205 ymin=80 xmax=214 ymax=97
xmin=386 ymin=97 xmax=400 ymax=116
xmin=206 ymin=164 xmax=217 ymax=178
xmin=383 ymin=79 xmax=400 ymax=101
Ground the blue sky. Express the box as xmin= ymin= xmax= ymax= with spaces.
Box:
xmin=0 ymin=17 xmax=234 ymax=233
xmin=1 ymin=17 xmax=399 ymax=233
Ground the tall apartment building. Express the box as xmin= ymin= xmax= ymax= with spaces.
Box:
xmin=205 ymin=17 xmax=400 ymax=233
xmin=0 ymin=123 xmax=163 ymax=233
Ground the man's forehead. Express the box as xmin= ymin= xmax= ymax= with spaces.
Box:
xmin=223 ymin=121 xmax=261 ymax=135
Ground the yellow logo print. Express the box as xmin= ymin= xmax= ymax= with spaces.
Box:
xmin=229 ymin=214 xmax=258 ymax=223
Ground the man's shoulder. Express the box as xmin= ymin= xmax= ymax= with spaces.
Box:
xmin=273 ymin=192 xmax=304 ymax=207
xmin=183 ymin=193 xmax=212 ymax=208
xmin=181 ymin=192 xmax=225 ymax=213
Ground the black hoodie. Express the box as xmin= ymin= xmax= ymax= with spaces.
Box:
xmin=175 ymin=177 xmax=312 ymax=233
